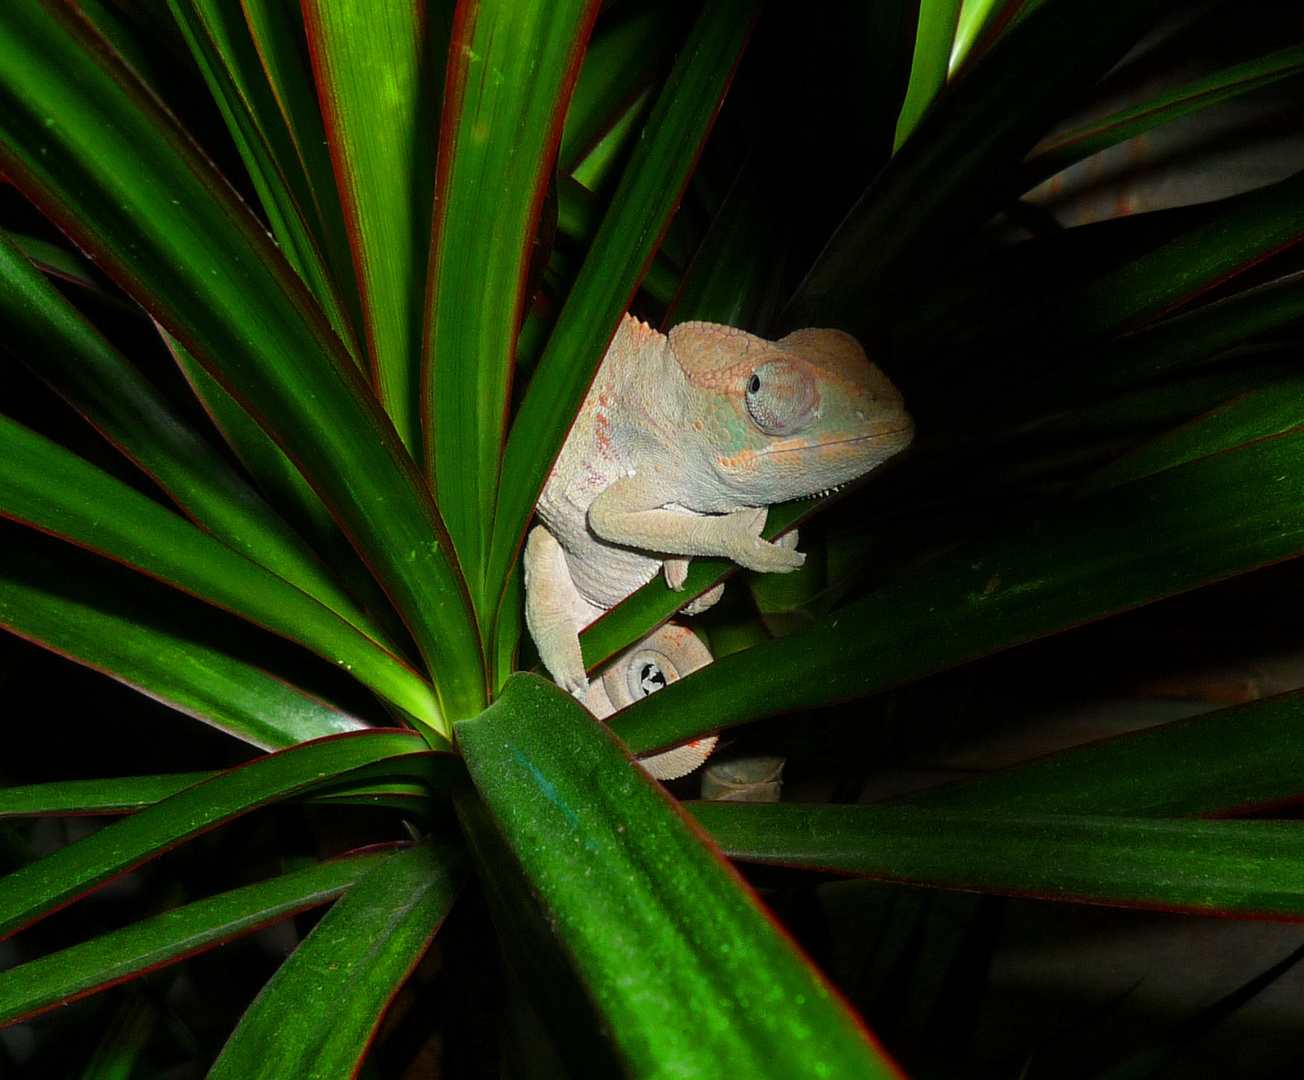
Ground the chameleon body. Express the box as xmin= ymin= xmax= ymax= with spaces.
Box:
xmin=525 ymin=315 xmax=913 ymax=767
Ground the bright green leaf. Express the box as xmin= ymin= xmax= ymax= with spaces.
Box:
xmin=691 ymin=803 xmax=1304 ymax=921
xmin=0 ymin=849 xmax=395 ymax=1027
xmin=209 ymin=840 xmax=467 ymax=1079
xmin=455 ymin=674 xmax=901 ymax=1078
xmin=0 ymin=730 xmax=429 ymax=941
xmin=425 ymin=0 xmax=599 ymax=611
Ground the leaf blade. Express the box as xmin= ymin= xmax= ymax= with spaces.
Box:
xmin=209 ymin=840 xmax=467 ymax=1080
xmin=487 ymin=0 xmax=762 ymax=624
xmin=455 ymin=674 xmax=902 ymax=1079
xmin=0 ymin=729 xmax=429 ymax=941
xmin=691 ymin=804 xmax=1304 ymax=921
xmin=426 ymin=0 xmax=599 ymax=606
xmin=0 ymin=849 xmax=394 ymax=1027
xmin=0 ymin=0 xmax=483 ymax=723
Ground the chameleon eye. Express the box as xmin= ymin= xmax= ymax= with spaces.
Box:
xmin=744 ymin=360 xmax=817 ymax=436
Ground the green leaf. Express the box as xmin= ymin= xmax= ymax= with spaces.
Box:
xmin=454 ymin=674 xmax=900 ymax=1078
xmin=0 ymin=521 xmax=370 ymax=750
xmin=0 ymin=849 xmax=394 ymax=1027
xmin=0 ymin=0 xmax=483 ymax=723
xmin=0 ymin=729 xmax=428 ymax=941
xmin=1047 ymin=168 xmax=1304 ymax=340
xmin=1078 ymin=369 xmax=1304 ymax=496
xmin=0 ymin=414 xmax=441 ymax=727
xmin=0 ymin=232 xmax=387 ymax=648
xmin=1020 ymin=42 xmax=1304 ymax=191
xmin=165 ymin=0 xmax=361 ymax=359
xmin=892 ymin=0 xmax=962 ymax=152
xmin=949 ymin=0 xmax=1017 ymax=72
xmin=784 ymin=0 xmax=1169 ymax=336
xmin=903 ymin=688 xmax=1304 ymax=819
xmin=487 ymin=0 xmax=763 ymax=626
xmin=209 ymin=840 xmax=467 ymax=1079
xmin=302 ymin=0 xmax=444 ymax=453
xmin=425 ymin=0 xmax=599 ymax=609
xmin=0 ymin=774 xmax=215 ymax=817
xmin=559 ymin=0 xmax=679 ymax=175
xmin=1078 ymin=269 xmax=1304 ymax=405
xmin=690 ymin=803 xmax=1304 ymax=921
xmin=610 ymin=425 xmax=1304 ymax=754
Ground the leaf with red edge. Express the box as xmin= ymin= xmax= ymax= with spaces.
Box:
xmin=0 ymin=848 xmax=396 ymax=1028
xmin=487 ymin=0 xmax=763 ymax=634
xmin=455 ymin=673 xmax=902 ymax=1079
xmin=690 ymin=803 xmax=1304 ymax=921
xmin=0 ymin=0 xmax=483 ymax=723
xmin=425 ymin=0 xmax=600 ymax=612
xmin=209 ymin=840 xmax=467 ymax=1080
xmin=0 ymin=730 xmax=429 ymax=941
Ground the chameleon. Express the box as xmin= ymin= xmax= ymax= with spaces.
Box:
xmin=524 ymin=315 xmax=913 ymax=767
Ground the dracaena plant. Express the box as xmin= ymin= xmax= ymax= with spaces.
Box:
xmin=2 ymin=0 xmax=1304 ymax=1075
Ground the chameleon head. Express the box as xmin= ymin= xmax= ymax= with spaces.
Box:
xmin=668 ymin=322 xmax=914 ymax=501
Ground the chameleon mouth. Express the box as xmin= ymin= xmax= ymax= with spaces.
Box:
xmin=758 ymin=420 xmax=915 ymax=459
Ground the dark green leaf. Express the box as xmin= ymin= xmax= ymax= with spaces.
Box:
xmin=302 ymin=0 xmax=444 ymax=453
xmin=0 ymin=729 xmax=429 ymax=940
xmin=0 ymin=521 xmax=371 ymax=750
xmin=0 ymin=774 xmax=214 ymax=817
xmin=0 ymin=413 xmax=440 ymax=726
xmin=903 ymin=688 xmax=1304 ymax=818
xmin=1020 ymin=42 xmax=1304 ymax=191
xmin=209 ymin=840 xmax=467 ymax=1080
xmin=0 ymin=0 xmax=483 ymax=723
xmin=691 ymin=803 xmax=1304 ymax=920
xmin=0 ymin=849 xmax=394 ymax=1027
xmin=0 ymin=232 xmax=388 ymax=647
xmin=426 ymin=0 xmax=599 ymax=610
xmin=784 ymin=0 xmax=1170 ymax=337
xmin=165 ymin=0 xmax=361 ymax=357
xmin=559 ymin=0 xmax=679 ymax=175
xmin=455 ymin=674 xmax=901 ymax=1078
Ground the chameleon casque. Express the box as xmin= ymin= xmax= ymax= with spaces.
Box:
xmin=525 ymin=315 xmax=913 ymax=776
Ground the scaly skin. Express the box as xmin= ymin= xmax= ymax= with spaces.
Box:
xmin=525 ymin=315 xmax=914 ymax=703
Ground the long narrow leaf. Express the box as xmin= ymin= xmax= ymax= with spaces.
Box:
xmin=0 ymin=414 xmax=440 ymax=726
xmin=892 ymin=0 xmax=962 ymax=152
xmin=209 ymin=840 xmax=467 ymax=1079
xmin=0 ymin=775 xmax=215 ymax=817
xmin=0 ymin=0 xmax=484 ymax=724
xmin=0 ymin=729 xmax=429 ymax=941
xmin=303 ymin=0 xmax=443 ymax=453
xmin=1020 ymin=42 xmax=1304 ymax=191
xmin=902 ymin=688 xmax=1304 ymax=818
xmin=0 ymin=849 xmax=395 ymax=1027
xmin=425 ymin=0 xmax=599 ymax=608
xmin=0 ymin=232 xmax=388 ymax=648
xmin=611 ymin=424 xmax=1304 ymax=754
xmin=488 ymin=0 xmax=762 ymax=629
xmin=0 ymin=521 xmax=370 ymax=750
xmin=690 ymin=803 xmax=1304 ymax=922
xmin=455 ymin=674 xmax=902 ymax=1078
xmin=559 ymin=0 xmax=679 ymax=175
xmin=165 ymin=0 xmax=360 ymax=358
